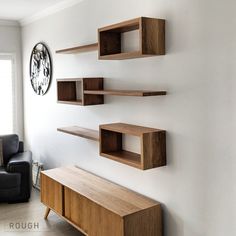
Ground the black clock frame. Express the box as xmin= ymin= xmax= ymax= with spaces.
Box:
xmin=29 ymin=43 xmax=52 ymax=96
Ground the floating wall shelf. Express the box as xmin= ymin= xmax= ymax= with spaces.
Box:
xmin=100 ymin=123 xmax=166 ymax=170
xmin=98 ymin=17 xmax=165 ymax=60
xmin=56 ymin=43 xmax=98 ymax=54
xmin=57 ymin=123 xmax=166 ymax=170
xmin=57 ymin=78 xmax=104 ymax=106
xmin=57 ymin=126 xmax=99 ymax=141
xmin=55 ymin=16 xmax=165 ymax=60
xmin=84 ymin=89 xmax=166 ymax=96
xmin=57 ymin=78 xmax=166 ymax=106
xmin=99 ymin=123 xmax=166 ymax=170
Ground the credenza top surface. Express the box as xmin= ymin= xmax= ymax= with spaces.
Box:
xmin=41 ymin=166 xmax=160 ymax=217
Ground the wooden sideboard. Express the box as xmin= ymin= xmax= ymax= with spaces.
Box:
xmin=41 ymin=166 xmax=162 ymax=236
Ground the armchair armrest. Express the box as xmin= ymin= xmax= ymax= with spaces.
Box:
xmin=6 ymin=151 xmax=33 ymax=202
xmin=7 ymin=151 xmax=32 ymax=172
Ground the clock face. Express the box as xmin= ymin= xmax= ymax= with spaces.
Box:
xmin=30 ymin=43 xmax=52 ymax=95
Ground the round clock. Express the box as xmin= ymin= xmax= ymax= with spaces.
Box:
xmin=30 ymin=43 xmax=52 ymax=95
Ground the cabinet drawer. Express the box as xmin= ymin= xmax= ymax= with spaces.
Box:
xmin=64 ymin=187 xmax=124 ymax=236
xmin=41 ymin=173 xmax=63 ymax=215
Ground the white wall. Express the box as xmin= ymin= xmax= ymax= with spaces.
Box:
xmin=22 ymin=0 xmax=236 ymax=235
xmin=0 ymin=21 xmax=24 ymax=139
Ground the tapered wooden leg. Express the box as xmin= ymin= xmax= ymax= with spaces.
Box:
xmin=44 ymin=207 xmax=51 ymax=220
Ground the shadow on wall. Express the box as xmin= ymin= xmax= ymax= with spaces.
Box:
xmin=162 ymin=204 xmax=184 ymax=236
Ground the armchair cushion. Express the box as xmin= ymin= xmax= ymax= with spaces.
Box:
xmin=0 ymin=134 xmax=19 ymax=165
xmin=0 ymin=167 xmax=21 ymax=199
xmin=0 ymin=167 xmax=21 ymax=188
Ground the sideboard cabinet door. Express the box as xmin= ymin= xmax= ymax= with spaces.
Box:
xmin=64 ymin=187 xmax=124 ymax=236
xmin=41 ymin=174 xmax=63 ymax=215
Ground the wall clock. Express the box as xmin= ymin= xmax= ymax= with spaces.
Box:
xmin=30 ymin=43 xmax=52 ymax=95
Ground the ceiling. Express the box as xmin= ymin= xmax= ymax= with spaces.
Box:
xmin=0 ymin=0 xmax=81 ymax=22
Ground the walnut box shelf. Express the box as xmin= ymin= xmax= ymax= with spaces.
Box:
xmin=57 ymin=78 xmax=104 ymax=106
xmin=57 ymin=78 xmax=166 ymax=106
xmin=57 ymin=126 xmax=99 ymax=141
xmin=56 ymin=43 xmax=98 ymax=54
xmin=99 ymin=123 xmax=166 ymax=170
xmin=98 ymin=17 xmax=165 ymax=60
xmin=57 ymin=123 xmax=166 ymax=170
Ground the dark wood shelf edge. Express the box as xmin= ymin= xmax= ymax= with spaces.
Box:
xmin=98 ymin=51 xmax=146 ymax=60
xmin=57 ymin=100 xmax=83 ymax=105
xmin=100 ymin=123 xmax=163 ymax=136
xmin=99 ymin=53 xmax=165 ymax=60
xmin=56 ymin=43 xmax=98 ymax=54
xmin=98 ymin=17 xmax=141 ymax=32
xmin=101 ymin=150 xmax=142 ymax=169
xmin=57 ymin=78 xmax=82 ymax=82
xmin=84 ymin=90 xmax=166 ymax=96
xmin=57 ymin=126 xmax=99 ymax=141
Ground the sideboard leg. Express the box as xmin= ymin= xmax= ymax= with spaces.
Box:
xmin=44 ymin=207 xmax=51 ymax=220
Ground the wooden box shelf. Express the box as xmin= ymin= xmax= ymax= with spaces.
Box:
xmin=57 ymin=78 xmax=104 ymax=106
xmin=41 ymin=166 xmax=162 ymax=236
xmin=57 ymin=79 xmax=82 ymax=105
xmin=100 ymin=123 xmax=166 ymax=170
xmin=56 ymin=43 xmax=98 ymax=54
xmin=57 ymin=126 xmax=99 ymax=141
xmin=57 ymin=78 xmax=166 ymax=106
xmin=98 ymin=17 xmax=165 ymax=60
xmin=57 ymin=123 xmax=166 ymax=170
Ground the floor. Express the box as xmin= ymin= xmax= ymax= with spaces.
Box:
xmin=0 ymin=188 xmax=84 ymax=236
